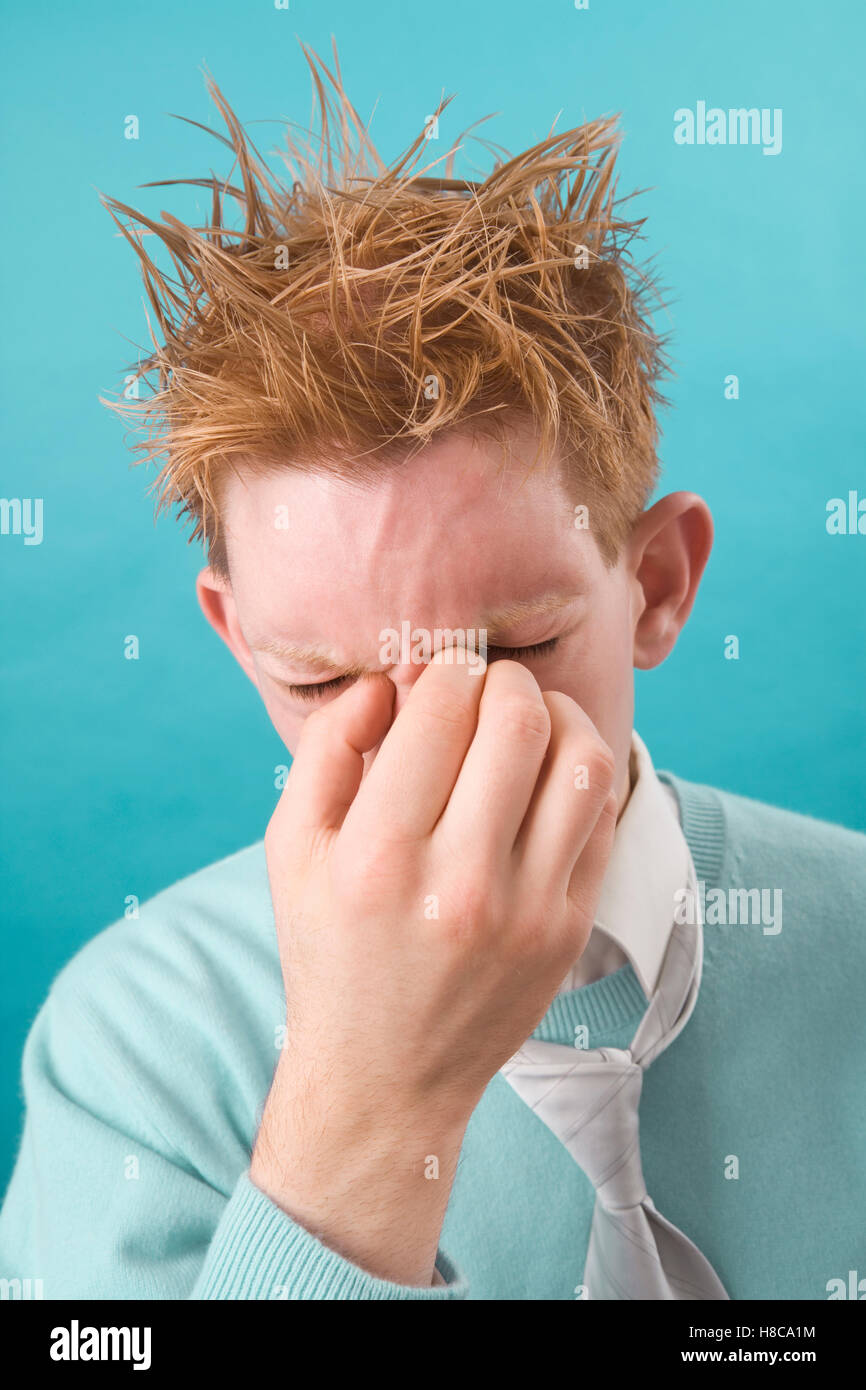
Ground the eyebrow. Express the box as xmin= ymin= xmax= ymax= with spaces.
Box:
xmin=478 ymin=591 xmax=578 ymax=628
xmin=248 ymin=590 xmax=580 ymax=676
xmin=248 ymin=639 xmax=368 ymax=678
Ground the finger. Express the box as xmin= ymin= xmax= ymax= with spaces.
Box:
xmin=565 ymin=788 xmax=618 ymax=922
xmin=276 ymin=673 xmax=395 ymax=838
xmin=341 ymin=648 xmax=487 ymax=843
xmin=514 ymin=691 xmax=617 ymax=890
xmin=435 ymin=660 xmax=552 ymax=860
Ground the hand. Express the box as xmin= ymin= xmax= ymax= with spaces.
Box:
xmin=251 ymin=651 xmax=618 ymax=1286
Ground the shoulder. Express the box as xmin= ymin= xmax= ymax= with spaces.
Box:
xmin=31 ymin=841 xmax=280 ymax=1149
xmin=665 ymin=772 xmax=865 ymax=865
xmin=52 ymin=839 xmax=275 ymax=1008
xmin=660 ymin=770 xmax=866 ymax=942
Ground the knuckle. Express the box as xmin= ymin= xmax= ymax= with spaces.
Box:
xmin=337 ymin=830 xmax=423 ymax=906
xmin=341 ymin=836 xmax=400 ymax=886
xmin=592 ymin=791 xmax=619 ymax=845
xmin=416 ymin=686 xmax=473 ymax=737
xmin=511 ymin=911 xmax=549 ymax=959
xmin=493 ymin=693 xmax=551 ymax=745
xmin=584 ymin=738 xmax=617 ymax=790
xmin=439 ymin=877 xmax=493 ymax=943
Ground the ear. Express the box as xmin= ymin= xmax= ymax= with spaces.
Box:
xmin=627 ymin=492 xmax=713 ymax=671
xmin=196 ymin=567 xmax=261 ymax=688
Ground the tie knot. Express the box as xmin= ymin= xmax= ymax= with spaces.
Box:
xmin=500 ymin=1042 xmax=649 ymax=1210
xmin=568 ymin=1055 xmax=647 ymax=1210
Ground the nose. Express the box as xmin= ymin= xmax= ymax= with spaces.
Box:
xmin=385 ymin=655 xmax=432 ymax=713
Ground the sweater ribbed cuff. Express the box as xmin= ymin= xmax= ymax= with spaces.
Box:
xmin=191 ymin=1170 xmax=469 ymax=1300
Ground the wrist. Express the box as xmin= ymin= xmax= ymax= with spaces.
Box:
xmin=250 ymin=1056 xmax=469 ymax=1285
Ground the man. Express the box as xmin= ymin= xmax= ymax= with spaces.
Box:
xmin=1 ymin=47 xmax=863 ymax=1300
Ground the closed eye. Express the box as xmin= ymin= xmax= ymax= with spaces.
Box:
xmin=287 ymin=673 xmax=359 ymax=702
xmin=486 ymin=637 xmax=560 ymax=663
xmin=283 ymin=636 xmax=561 ymax=702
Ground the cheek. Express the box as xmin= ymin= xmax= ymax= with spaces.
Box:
xmin=547 ymin=622 xmax=628 ymax=701
xmin=544 ymin=623 xmax=633 ymax=745
xmin=259 ymin=687 xmax=307 ymax=757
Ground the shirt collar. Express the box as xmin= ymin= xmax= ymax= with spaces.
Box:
xmin=592 ymin=730 xmax=693 ymax=998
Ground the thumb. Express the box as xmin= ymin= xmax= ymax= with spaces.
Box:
xmin=275 ymin=673 xmax=396 ymax=839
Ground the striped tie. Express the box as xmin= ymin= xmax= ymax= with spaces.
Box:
xmin=500 ymin=913 xmax=729 ymax=1300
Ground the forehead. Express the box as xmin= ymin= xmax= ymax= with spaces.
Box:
xmin=221 ymin=430 xmax=605 ymax=635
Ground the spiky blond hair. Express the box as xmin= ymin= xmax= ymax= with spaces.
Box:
xmin=100 ymin=41 xmax=669 ymax=576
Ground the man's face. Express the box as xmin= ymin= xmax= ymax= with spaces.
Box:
xmin=206 ymin=426 xmax=649 ymax=810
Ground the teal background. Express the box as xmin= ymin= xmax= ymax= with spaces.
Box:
xmin=1 ymin=0 xmax=864 ymax=1191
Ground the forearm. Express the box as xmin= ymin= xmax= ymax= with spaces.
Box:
xmin=249 ymin=1051 xmax=468 ymax=1287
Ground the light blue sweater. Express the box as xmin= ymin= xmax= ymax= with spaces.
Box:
xmin=1 ymin=774 xmax=864 ymax=1299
